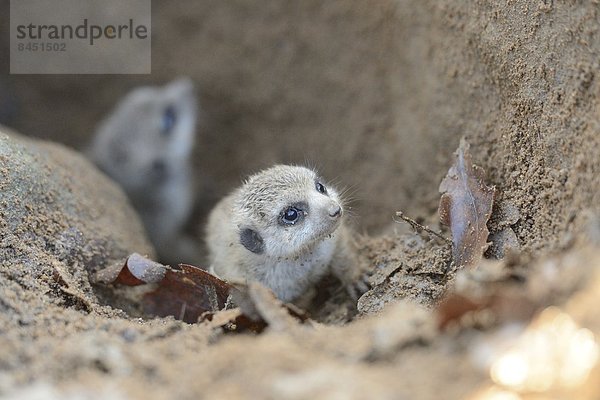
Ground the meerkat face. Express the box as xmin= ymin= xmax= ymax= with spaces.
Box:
xmin=235 ymin=165 xmax=344 ymax=259
xmin=92 ymin=78 xmax=197 ymax=191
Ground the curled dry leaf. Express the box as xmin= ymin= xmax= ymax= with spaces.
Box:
xmin=439 ymin=139 xmax=495 ymax=269
xmin=228 ymin=282 xmax=310 ymax=332
xmin=94 ymin=253 xmax=231 ymax=323
xmin=93 ymin=253 xmax=309 ymax=332
xmin=124 ymin=253 xmax=166 ymax=284
xmin=246 ymin=282 xmax=306 ymax=332
xmin=143 ymin=263 xmax=232 ymax=323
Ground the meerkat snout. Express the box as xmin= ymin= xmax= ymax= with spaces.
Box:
xmin=206 ymin=165 xmax=369 ymax=303
xmin=328 ymin=204 xmax=342 ymax=218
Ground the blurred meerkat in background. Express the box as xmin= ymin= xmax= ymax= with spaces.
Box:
xmin=88 ymin=78 xmax=200 ymax=264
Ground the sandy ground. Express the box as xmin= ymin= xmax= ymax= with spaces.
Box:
xmin=0 ymin=0 xmax=599 ymax=399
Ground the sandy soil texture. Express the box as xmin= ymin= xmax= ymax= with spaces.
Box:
xmin=0 ymin=1 xmax=599 ymax=399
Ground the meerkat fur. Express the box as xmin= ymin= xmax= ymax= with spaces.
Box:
xmin=206 ymin=165 xmax=367 ymax=303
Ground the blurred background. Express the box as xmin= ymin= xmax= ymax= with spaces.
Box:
xmin=0 ymin=0 xmax=462 ymax=238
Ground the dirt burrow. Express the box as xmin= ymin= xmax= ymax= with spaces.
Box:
xmin=0 ymin=0 xmax=599 ymax=399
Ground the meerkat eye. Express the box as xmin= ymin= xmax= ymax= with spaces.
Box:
xmin=315 ymin=181 xmax=327 ymax=195
xmin=161 ymin=105 xmax=177 ymax=135
xmin=281 ymin=207 xmax=300 ymax=225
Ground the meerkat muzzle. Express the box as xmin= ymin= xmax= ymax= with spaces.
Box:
xmin=328 ymin=205 xmax=342 ymax=218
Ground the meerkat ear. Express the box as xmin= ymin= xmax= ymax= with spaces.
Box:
xmin=239 ymin=228 xmax=265 ymax=254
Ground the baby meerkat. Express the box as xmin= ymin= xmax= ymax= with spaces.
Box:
xmin=206 ymin=165 xmax=367 ymax=303
xmin=88 ymin=78 xmax=199 ymax=264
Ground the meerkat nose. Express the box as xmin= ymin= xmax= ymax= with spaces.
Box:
xmin=328 ymin=205 xmax=342 ymax=218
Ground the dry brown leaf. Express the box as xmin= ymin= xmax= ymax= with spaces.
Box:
xmin=94 ymin=253 xmax=231 ymax=323
xmin=199 ymin=308 xmax=269 ymax=333
xmin=436 ymin=291 xmax=538 ymax=331
xmin=93 ymin=254 xmax=309 ymax=332
xmin=142 ymin=263 xmax=232 ymax=323
xmin=246 ymin=282 xmax=304 ymax=332
xmin=439 ymin=139 xmax=495 ymax=269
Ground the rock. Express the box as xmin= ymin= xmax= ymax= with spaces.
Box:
xmin=0 ymin=126 xmax=154 ymax=315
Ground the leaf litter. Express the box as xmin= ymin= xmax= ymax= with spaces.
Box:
xmin=93 ymin=253 xmax=307 ymax=333
xmin=361 ymin=139 xmax=497 ymax=318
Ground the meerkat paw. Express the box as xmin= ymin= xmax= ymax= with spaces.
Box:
xmin=331 ymin=255 xmax=373 ymax=301
xmin=344 ymin=270 xmax=372 ymax=301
